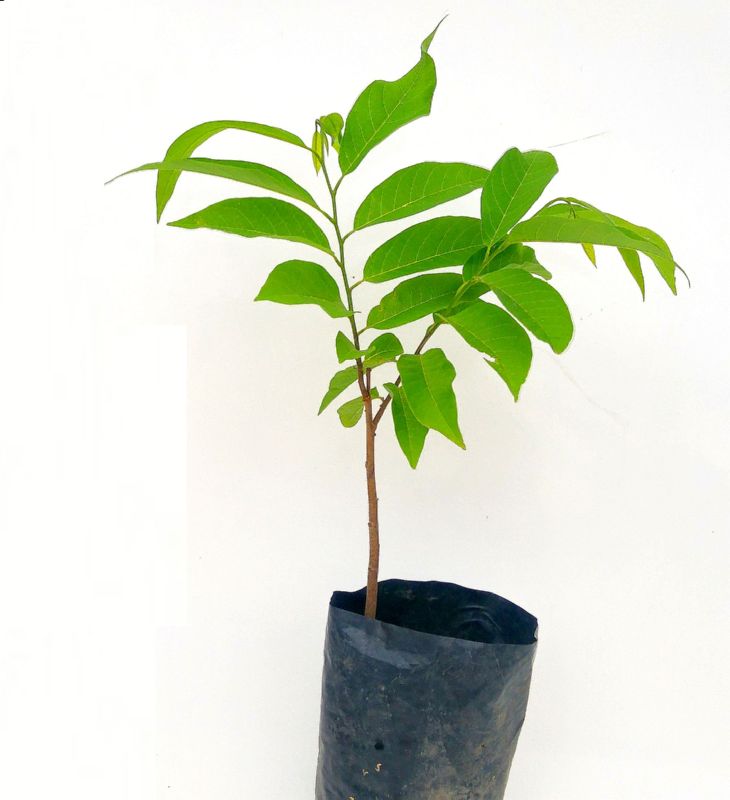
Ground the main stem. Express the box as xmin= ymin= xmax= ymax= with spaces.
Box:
xmin=362 ymin=387 xmax=379 ymax=619
xmin=319 ymin=150 xmax=380 ymax=619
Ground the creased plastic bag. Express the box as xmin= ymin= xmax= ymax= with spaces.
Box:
xmin=315 ymin=579 xmax=538 ymax=799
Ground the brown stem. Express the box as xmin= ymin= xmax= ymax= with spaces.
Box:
xmin=318 ymin=140 xmax=378 ymax=617
xmin=363 ymin=385 xmax=380 ymax=619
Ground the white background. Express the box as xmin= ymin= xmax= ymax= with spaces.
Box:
xmin=1 ymin=1 xmax=728 ymax=798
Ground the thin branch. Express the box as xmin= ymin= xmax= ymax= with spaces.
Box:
xmin=372 ymin=322 xmax=440 ymax=429
xmin=372 ymin=271 xmax=477 ymax=430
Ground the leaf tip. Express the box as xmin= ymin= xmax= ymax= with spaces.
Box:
xmin=675 ymin=263 xmax=691 ymax=290
xmin=104 ymin=165 xmax=138 ymax=187
xmin=509 ymin=377 xmax=523 ymax=402
xmin=422 ymin=15 xmax=448 ymax=53
xmin=452 ymin=430 xmax=466 ymax=450
xmin=553 ymin=335 xmax=572 ymax=355
xmin=167 ymin=212 xmax=200 ymax=229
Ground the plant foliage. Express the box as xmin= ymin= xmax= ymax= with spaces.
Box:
xmin=111 ymin=20 xmax=680 ymax=471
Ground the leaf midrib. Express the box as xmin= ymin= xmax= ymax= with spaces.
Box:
xmin=373 ymin=284 xmax=457 ymax=327
xmin=362 ymin=175 xmax=486 ymax=227
xmin=486 ymin=155 xmax=547 ymax=246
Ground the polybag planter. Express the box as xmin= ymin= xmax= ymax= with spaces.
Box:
xmin=315 ymin=579 xmax=538 ymax=799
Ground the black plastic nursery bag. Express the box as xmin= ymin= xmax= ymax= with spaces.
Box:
xmin=315 ymin=579 xmax=538 ymax=800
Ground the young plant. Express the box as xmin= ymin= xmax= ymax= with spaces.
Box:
xmin=110 ymin=20 xmax=680 ymax=620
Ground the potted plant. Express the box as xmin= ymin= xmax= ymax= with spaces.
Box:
xmin=110 ymin=19 xmax=680 ymax=800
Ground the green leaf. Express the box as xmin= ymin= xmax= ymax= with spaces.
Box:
xmin=618 ymin=247 xmax=645 ymax=299
xmin=547 ymin=201 xmax=648 ymax=295
xmin=154 ymin=120 xmax=307 ymax=221
xmin=605 ymin=212 xmax=673 ymax=294
xmin=507 ymin=207 xmax=676 ymax=293
xmin=582 ymin=242 xmax=597 ymax=267
xmin=318 ymin=367 xmax=359 ymax=414
xmin=338 ymin=20 xmax=443 ymax=174
xmin=478 ymin=269 xmax=573 ymax=353
xmin=463 ymin=243 xmax=552 ymax=281
xmin=363 ymin=216 xmax=482 ymax=283
xmin=335 ymin=331 xmax=365 ymax=363
xmin=384 ymin=382 xmax=428 ymax=468
xmin=537 ymin=199 xmax=673 ymax=294
xmin=461 ymin=247 xmax=488 ymax=280
xmin=108 ymin=157 xmax=318 ymax=209
xmin=397 ymin=348 xmax=465 ymax=448
xmin=337 ymin=396 xmax=365 ymax=427
xmin=367 ymin=273 xmax=463 ymax=329
xmin=481 ymin=148 xmax=558 ymax=247
xmin=312 ymin=130 xmax=324 ymax=173
xmin=489 ymin=247 xmax=553 ymax=280
xmin=363 ymin=333 xmax=404 ymax=368
xmin=440 ymin=300 xmax=532 ymax=400
xmin=168 ymin=197 xmax=332 ymax=253
xmin=254 ymin=260 xmax=349 ymax=318
xmin=319 ymin=113 xmax=344 ymax=152
xmin=354 ymin=162 xmax=490 ymax=230
xmin=553 ymin=197 xmax=675 ymax=264
xmin=336 ymin=388 xmax=379 ymax=428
